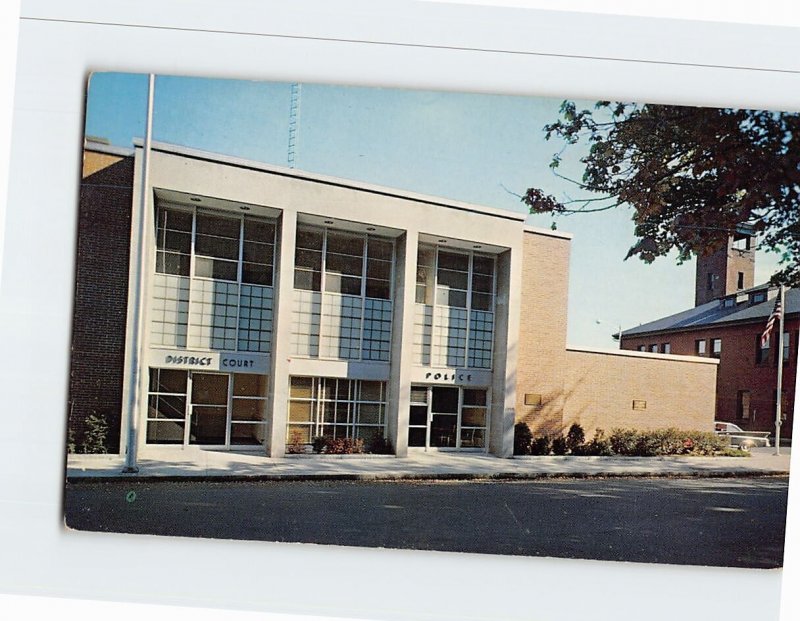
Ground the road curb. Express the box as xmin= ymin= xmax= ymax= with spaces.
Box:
xmin=65 ymin=469 xmax=790 ymax=484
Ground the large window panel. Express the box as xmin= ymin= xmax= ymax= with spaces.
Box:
xmin=437 ymin=251 xmax=469 ymax=272
xmin=286 ymin=377 xmax=387 ymax=447
xmin=292 ymin=225 xmax=394 ymax=361
xmin=153 ymin=204 xmax=276 ymax=355
xmin=327 ymin=252 xmax=363 ymax=276
xmin=196 ymin=212 xmax=240 ymax=239
xmin=145 ymin=368 xmax=188 ymax=445
xmin=416 ymin=247 xmax=436 ymax=304
xmin=242 ymin=217 xmax=276 ymax=286
xmin=155 ymin=207 xmax=192 ymax=277
xmin=326 ymin=231 xmax=364 ymax=257
xmin=415 ymin=245 xmax=495 ymax=369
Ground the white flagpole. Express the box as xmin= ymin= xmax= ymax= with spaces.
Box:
xmin=123 ymin=74 xmax=154 ymax=473
xmin=774 ymin=284 xmax=785 ymax=456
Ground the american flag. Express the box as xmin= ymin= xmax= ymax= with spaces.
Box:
xmin=760 ymin=291 xmax=783 ymax=348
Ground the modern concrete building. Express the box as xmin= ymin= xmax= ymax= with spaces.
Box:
xmin=68 ymin=140 xmax=719 ymax=462
xmin=620 ymin=232 xmax=797 ymax=438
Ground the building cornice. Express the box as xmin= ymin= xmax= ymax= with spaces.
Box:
xmin=522 ymin=224 xmax=573 ymax=240
xmin=133 ymin=140 xmax=529 ymax=224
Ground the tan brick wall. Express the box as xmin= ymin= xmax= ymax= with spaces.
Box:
xmin=621 ymin=320 xmax=798 ymax=437
xmin=515 ymin=230 xmax=571 ymax=436
xmin=563 ymin=349 xmax=718 ymax=436
xmin=83 ymin=150 xmax=126 ymax=178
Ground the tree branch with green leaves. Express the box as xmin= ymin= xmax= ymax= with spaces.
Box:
xmin=525 ymin=100 xmax=800 ymax=285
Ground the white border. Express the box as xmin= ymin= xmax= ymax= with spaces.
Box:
xmin=1 ymin=2 xmax=797 ymax=621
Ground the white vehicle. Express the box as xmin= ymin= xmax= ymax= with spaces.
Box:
xmin=714 ymin=421 xmax=771 ymax=450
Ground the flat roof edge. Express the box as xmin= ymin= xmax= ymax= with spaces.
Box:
xmin=134 ymin=140 xmax=528 ymax=223
xmin=523 ymin=224 xmax=573 ymax=240
xmin=566 ymin=346 xmax=719 ymax=365
xmin=85 ymin=142 xmax=134 ymax=158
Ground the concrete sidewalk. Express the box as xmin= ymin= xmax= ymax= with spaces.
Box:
xmin=66 ymin=446 xmax=792 ymax=481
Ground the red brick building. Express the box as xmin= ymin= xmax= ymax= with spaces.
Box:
xmin=620 ymin=232 xmax=797 ymax=440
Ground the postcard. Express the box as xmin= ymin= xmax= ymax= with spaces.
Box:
xmin=65 ymin=73 xmax=795 ymax=571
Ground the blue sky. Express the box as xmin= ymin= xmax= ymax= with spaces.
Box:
xmin=84 ymin=72 xmax=779 ymax=348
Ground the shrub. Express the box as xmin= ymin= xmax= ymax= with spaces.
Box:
xmin=687 ymin=431 xmax=727 ymax=455
xmin=530 ymin=435 xmax=551 ymax=456
xmin=551 ymin=436 xmax=568 ymax=455
xmin=312 ymin=436 xmax=328 ymax=454
xmin=607 ymin=428 xmax=730 ymax=456
xmin=653 ymin=428 xmax=687 ymax=455
xmin=67 ymin=428 xmax=77 ymax=454
xmin=368 ymin=435 xmax=394 ymax=455
xmin=573 ymin=429 xmax=613 ymax=456
xmin=81 ymin=413 xmax=109 ymax=454
xmin=324 ymin=436 xmax=365 ymax=454
xmin=513 ymin=422 xmax=533 ymax=455
xmin=565 ymin=423 xmax=586 ymax=454
xmin=634 ymin=432 xmax=663 ymax=457
xmin=287 ymin=431 xmax=307 ymax=454
xmin=609 ymin=429 xmax=639 ymax=455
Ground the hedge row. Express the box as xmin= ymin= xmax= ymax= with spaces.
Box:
xmin=514 ymin=423 xmax=735 ymax=457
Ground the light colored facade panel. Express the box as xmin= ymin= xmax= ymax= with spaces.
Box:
xmin=387 ymin=232 xmax=417 ymax=456
xmin=266 ymin=210 xmax=298 ymax=457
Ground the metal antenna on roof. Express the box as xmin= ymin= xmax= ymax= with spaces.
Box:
xmin=288 ymin=83 xmax=302 ymax=169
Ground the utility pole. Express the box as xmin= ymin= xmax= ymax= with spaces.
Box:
xmin=123 ymin=73 xmax=154 ymax=473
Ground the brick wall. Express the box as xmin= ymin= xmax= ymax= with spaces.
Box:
xmin=515 ymin=228 xmax=719 ymax=439
xmin=515 ymin=230 xmax=570 ymax=436
xmin=67 ymin=150 xmax=134 ymax=452
xmin=694 ymin=241 xmax=755 ymax=306
xmin=563 ymin=349 xmax=718 ymax=435
xmin=622 ymin=320 xmax=798 ymax=437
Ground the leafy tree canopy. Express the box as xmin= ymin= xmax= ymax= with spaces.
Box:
xmin=524 ymin=101 xmax=800 ymax=286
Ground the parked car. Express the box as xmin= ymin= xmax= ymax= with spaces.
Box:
xmin=714 ymin=421 xmax=771 ymax=450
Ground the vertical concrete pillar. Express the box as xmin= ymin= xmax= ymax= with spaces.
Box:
xmin=387 ymin=231 xmax=418 ymax=457
xmin=489 ymin=247 xmax=522 ymax=457
xmin=265 ymin=209 xmax=297 ymax=458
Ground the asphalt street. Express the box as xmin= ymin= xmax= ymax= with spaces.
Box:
xmin=64 ymin=476 xmax=789 ymax=568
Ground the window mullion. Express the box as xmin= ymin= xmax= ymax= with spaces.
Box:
xmin=237 ymin=217 xmax=244 ymax=283
xmin=488 ymin=256 xmax=497 ymax=368
xmin=319 ymin=230 xmax=328 ymax=352
xmin=235 ymin=217 xmax=244 ymax=352
xmin=359 ymin=237 xmax=368 ymax=360
xmin=186 ymin=209 xmax=198 ymax=344
xmin=350 ymin=381 xmax=356 ymax=439
xmin=465 ymin=252 xmax=474 ymax=368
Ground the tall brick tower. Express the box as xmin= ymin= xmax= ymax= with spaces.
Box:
xmin=694 ymin=226 xmax=756 ymax=307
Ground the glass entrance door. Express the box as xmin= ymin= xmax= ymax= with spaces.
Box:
xmin=407 ymin=385 xmax=488 ymax=450
xmin=430 ymin=387 xmax=459 ymax=448
xmin=188 ymin=372 xmax=229 ymax=445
